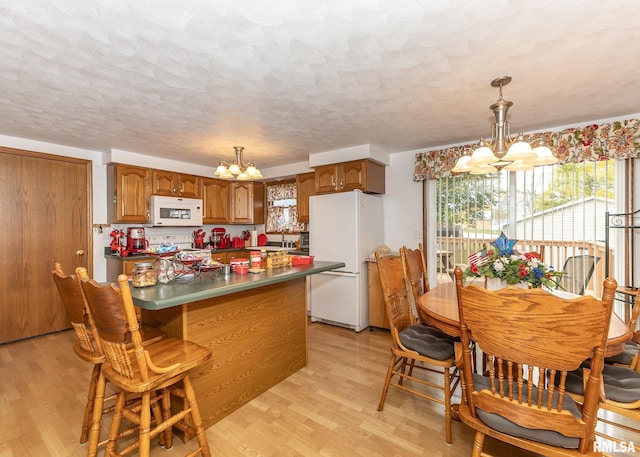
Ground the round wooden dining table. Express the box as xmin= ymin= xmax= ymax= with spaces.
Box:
xmin=418 ymin=282 xmax=632 ymax=358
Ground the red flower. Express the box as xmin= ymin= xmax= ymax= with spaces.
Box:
xmin=470 ymin=265 xmax=479 ymax=274
xmin=524 ymin=252 xmax=540 ymax=260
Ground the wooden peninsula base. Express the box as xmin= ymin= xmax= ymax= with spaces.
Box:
xmin=142 ymin=278 xmax=306 ymax=428
xmin=132 ymin=261 xmax=343 ymax=432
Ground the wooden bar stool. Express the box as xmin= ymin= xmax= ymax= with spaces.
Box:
xmin=78 ymin=268 xmax=212 ymax=457
xmin=51 ymin=262 xmax=166 ymax=446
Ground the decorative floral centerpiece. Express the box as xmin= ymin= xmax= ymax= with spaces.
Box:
xmin=462 ymin=233 xmax=564 ymax=289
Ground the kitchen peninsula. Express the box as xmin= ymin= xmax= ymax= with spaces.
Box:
xmin=131 ymin=261 xmax=344 ymax=430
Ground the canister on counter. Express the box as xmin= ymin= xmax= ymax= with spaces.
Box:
xmin=229 ymin=257 xmax=249 ymax=272
xmin=249 ymin=250 xmax=261 ymax=269
xmin=131 ymin=262 xmax=157 ymax=287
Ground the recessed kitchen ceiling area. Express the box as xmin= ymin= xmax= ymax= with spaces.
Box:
xmin=1 ymin=0 xmax=639 ymax=171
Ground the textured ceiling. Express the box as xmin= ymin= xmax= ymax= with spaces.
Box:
xmin=1 ymin=0 xmax=640 ymax=170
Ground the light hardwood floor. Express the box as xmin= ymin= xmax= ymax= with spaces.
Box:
xmin=0 ymin=321 xmax=634 ymax=456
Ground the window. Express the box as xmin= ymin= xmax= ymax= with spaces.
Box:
xmin=265 ymin=181 xmax=304 ymax=233
xmin=430 ymin=159 xmax=619 ymax=296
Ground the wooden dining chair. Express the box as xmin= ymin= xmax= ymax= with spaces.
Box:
xmin=376 ymin=250 xmax=458 ymax=444
xmin=453 ymin=267 xmax=617 ymax=456
xmin=605 ymin=287 xmax=640 ymax=369
xmin=400 ymin=244 xmax=430 ymax=316
xmin=50 ymin=262 xmax=166 ymax=446
xmin=566 ymin=287 xmax=640 ymax=452
xmin=78 ymin=268 xmax=212 ymax=457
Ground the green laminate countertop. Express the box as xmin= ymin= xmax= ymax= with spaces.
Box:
xmin=129 ymin=261 xmax=345 ymax=310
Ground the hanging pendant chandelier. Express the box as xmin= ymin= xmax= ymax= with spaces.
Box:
xmin=452 ymin=76 xmax=557 ymax=174
xmin=214 ymin=146 xmax=263 ymax=180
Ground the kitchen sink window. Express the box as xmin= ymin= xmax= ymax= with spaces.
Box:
xmin=266 ymin=181 xmax=304 ymax=233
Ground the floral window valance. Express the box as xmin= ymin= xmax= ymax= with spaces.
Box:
xmin=413 ymin=118 xmax=640 ymax=181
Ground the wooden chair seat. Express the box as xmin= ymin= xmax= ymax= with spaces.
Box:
xmin=101 ymin=337 xmax=211 ymax=394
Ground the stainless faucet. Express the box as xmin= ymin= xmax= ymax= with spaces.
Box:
xmin=281 ymin=230 xmax=286 ymax=247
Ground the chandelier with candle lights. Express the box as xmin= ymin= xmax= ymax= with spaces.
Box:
xmin=452 ymin=76 xmax=557 ymax=174
xmin=214 ymin=146 xmax=263 ymax=180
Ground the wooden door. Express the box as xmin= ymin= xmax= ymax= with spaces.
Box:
xmin=314 ymin=164 xmax=338 ymax=193
xmin=108 ymin=163 xmax=150 ymax=223
xmin=0 ymin=147 xmax=92 ymax=344
xmin=230 ymin=181 xmax=254 ymax=224
xmin=177 ymin=174 xmax=202 ymax=198
xmin=296 ymin=172 xmax=316 ymax=223
xmin=151 ymin=169 xmax=176 ymax=196
xmin=202 ymin=177 xmax=230 ymax=224
xmin=341 ymin=160 xmax=365 ymax=191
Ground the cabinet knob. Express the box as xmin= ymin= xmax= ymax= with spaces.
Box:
xmin=76 ymin=250 xmax=85 ymax=256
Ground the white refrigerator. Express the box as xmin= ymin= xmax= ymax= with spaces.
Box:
xmin=309 ymin=190 xmax=383 ymax=332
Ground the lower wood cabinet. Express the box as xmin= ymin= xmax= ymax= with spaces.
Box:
xmin=368 ymin=261 xmax=389 ymax=329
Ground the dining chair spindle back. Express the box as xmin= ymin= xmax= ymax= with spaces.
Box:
xmin=454 ymin=267 xmax=617 ymax=456
xmin=376 ymin=250 xmax=458 ymax=444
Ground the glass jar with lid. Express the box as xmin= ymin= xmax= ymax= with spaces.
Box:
xmin=131 ymin=262 xmax=157 ymax=287
xmin=156 ymin=258 xmax=176 ymax=284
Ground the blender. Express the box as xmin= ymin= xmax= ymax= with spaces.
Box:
xmin=126 ymin=227 xmax=148 ymax=253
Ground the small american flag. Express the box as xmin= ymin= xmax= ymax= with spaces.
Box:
xmin=468 ymin=249 xmax=489 ymax=266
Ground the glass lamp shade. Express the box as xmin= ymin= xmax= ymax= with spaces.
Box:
xmin=236 ymin=172 xmax=250 ymax=180
xmin=468 ymin=142 xmax=499 ymax=165
xmin=504 ymin=159 xmax=534 ymax=171
xmin=469 ymin=163 xmax=497 ymax=174
xmin=228 ymin=163 xmax=241 ymax=175
xmin=215 ymin=164 xmax=228 ymax=176
xmin=502 ymin=133 xmax=536 ymax=162
xmin=246 ymin=164 xmax=263 ymax=178
xmin=219 ymin=169 xmax=234 ymax=179
xmin=531 ymin=143 xmax=558 ymax=165
xmin=451 ymin=155 xmax=472 ymax=173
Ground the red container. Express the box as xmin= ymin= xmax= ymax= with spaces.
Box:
xmin=230 ymin=258 xmax=249 ymax=272
xmin=291 ymin=255 xmax=314 ymax=266
xmin=235 ymin=264 xmax=249 ymax=275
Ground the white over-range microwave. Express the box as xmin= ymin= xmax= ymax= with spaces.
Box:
xmin=150 ymin=195 xmax=203 ymax=227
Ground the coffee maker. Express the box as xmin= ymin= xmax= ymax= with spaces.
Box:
xmin=127 ymin=227 xmax=148 ymax=253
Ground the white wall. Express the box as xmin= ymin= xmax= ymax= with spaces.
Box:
xmin=382 ymin=149 xmax=424 ymax=251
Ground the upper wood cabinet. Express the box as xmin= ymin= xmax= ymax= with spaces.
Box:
xmin=314 ymin=159 xmax=385 ymax=194
xmin=202 ymin=177 xmax=230 ymax=224
xmin=107 ymin=163 xmax=151 ymax=223
xmin=296 ymin=172 xmax=316 ymax=224
xmin=230 ymin=181 xmax=265 ymax=224
xmin=151 ymin=170 xmax=202 ymax=198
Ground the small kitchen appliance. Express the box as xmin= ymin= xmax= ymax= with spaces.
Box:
xmin=126 ymin=227 xmax=149 ymax=253
xmin=210 ymin=228 xmax=226 ymax=249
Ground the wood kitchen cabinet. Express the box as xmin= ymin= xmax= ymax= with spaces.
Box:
xmin=296 ymin=172 xmax=315 ymax=224
xmin=152 ymin=170 xmax=202 ymax=198
xmin=230 ymin=181 xmax=265 ymax=224
xmin=314 ymin=159 xmax=385 ymax=194
xmin=209 ymin=250 xmax=250 ymax=263
xmin=202 ymin=177 xmax=230 ymax=224
xmin=107 ymin=163 xmax=151 ymax=223
xmin=106 ymin=257 xmax=141 ymax=282
xmin=368 ymin=261 xmax=389 ymax=329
